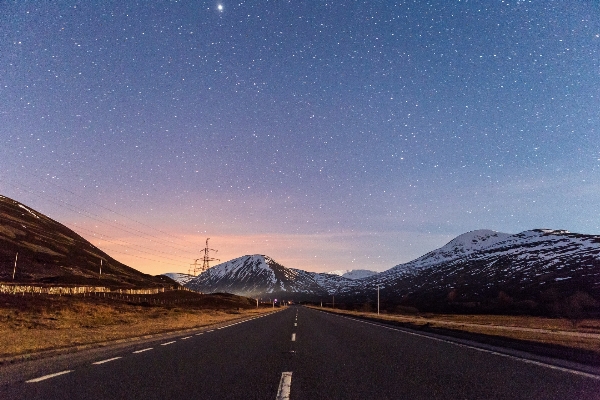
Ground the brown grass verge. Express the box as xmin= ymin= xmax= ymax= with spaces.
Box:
xmin=0 ymin=293 xmax=275 ymax=358
xmin=308 ymin=306 xmax=600 ymax=355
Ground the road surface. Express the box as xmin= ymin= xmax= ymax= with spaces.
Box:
xmin=2 ymin=306 xmax=599 ymax=399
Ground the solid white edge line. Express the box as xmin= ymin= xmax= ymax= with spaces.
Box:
xmin=161 ymin=341 xmax=176 ymax=346
xmin=92 ymin=357 xmax=122 ymax=365
xmin=26 ymin=370 xmax=73 ymax=383
xmin=133 ymin=348 xmax=153 ymax=354
xmin=276 ymin=371 xmax=293 ymax=400
xmin=321 ymin=310 xmax=600 ymax=381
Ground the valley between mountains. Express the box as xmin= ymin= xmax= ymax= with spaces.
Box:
xmin=178 ymin=229 xmax=600 ymax=317
xmin=1 ymin=194 xmax=599 ymax=367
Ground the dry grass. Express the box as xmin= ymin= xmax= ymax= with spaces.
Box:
xmin=0 ymin=293 xmax=275 ymax=358
xmin=309 ymin=307 xmax=600 ymax=355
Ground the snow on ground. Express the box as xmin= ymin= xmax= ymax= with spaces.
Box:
xmin=325 ymin=269 xmax=379 ymax=280
xmin=162 ymin=272 xmax=195 ymax=285
xmin=18 ymin=204 xmax=40 ymax=218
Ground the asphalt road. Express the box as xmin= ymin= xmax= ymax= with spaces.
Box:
xmin=2 ymin=306 xmax=600 ymax=399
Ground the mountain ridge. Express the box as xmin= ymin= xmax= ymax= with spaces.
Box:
xmin=185 ymin=229 xmax=600 ymax=315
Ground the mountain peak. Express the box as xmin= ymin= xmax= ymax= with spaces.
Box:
xmin=443 ymin=229 xmax=512 ymax=253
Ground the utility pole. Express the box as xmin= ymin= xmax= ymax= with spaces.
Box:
xmin=100 ymin=259 xmax=102 ymax=275
xmin=332 ymin=295 xmax=334 ymax=309
xmin=12 ymin=252 xmax=18 ymax=280
xmin=377 ymin=285 xmax=380 ymax=315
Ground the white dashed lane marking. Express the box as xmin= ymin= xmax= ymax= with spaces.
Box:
xmin=276 ymin=371 xmax=293 ymax=400
xmin=92 ymin=357 xmax=122 ymax=365
xmin=24 ymin=314 xmax=277 ymax=387
xmin=26 ymin=370 xmax=73 ymax=383
xmin=133 ymin=348 xmax=153 ymax=354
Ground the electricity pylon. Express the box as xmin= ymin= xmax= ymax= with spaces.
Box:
xmin=190 ymin=238 xmax=219 ymax=276
xmin=188 ymin=259 xmax=201 ymax=276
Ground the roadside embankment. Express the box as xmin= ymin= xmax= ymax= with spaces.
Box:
xmin=0 ymin=292 xmax=276 ymax=361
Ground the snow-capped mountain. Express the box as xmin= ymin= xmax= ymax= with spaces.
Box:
xmin=186 ymin=255 xmax=350 ymax=300
xmin=343 ymin=229 xmax=600 ymax=311
xmin=162 ymin=272 xmax=196 ymax=285
xmin=326 ymin=269 xmax=379 ymax=280
xmin=183 ymin=229 xmax=600 ymax=312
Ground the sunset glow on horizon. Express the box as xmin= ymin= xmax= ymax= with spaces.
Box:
xmin=1 ymin=1 xmax=598 ymax=276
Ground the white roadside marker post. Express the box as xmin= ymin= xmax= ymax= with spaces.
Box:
xmin=13 ymin=252 xmax=18 ymax=280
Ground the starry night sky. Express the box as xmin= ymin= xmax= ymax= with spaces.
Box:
xmin=1 ymin=1 xmax=599 ymax=275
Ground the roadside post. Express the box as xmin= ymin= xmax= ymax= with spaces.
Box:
xmin=13 ymin=252 xmax=18 ymax=280
xmin=377 ymin=285 xmax=380 ymax=315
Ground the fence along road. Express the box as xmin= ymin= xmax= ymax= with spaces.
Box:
xmin=2 ymin=306 xmax=600 ymax=399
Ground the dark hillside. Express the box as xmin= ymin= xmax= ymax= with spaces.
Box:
xmin=0 ymin=195 xmax=173 ymax=288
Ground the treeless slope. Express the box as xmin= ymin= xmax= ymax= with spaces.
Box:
xmin=0 ymin=194 xmax=172 ymax=288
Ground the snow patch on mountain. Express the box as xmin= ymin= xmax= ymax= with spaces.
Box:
xmin=326 ymin=269 xmax=378 ymax=280
xmin=206 ymin=254 xmax=275 ymax=282
xmin=18 ymin=204 xmax=40 ymax=219
xmin=385 ymin=229 xmax=512 ymax=277
xmin=162 ymin=272 xmax=195 ymax=285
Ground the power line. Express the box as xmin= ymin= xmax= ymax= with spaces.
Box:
xmin=0 ymin=200 xmax=193 ymax=268
xmin=0 ymin=178 xmax=197 ymax=254
xmin=70 ymin=225 xmax=193 ymax=265
xmin=96 ymin=248 xmax=188 ymax=268
xmin=10 ymin=168 xmax=202 ymax=248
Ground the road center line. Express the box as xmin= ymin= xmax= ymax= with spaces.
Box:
xmin=276 ymin=371 xmax=293 ymax=400
xmin=294 ymin=323 xmax=297 ymax=326
xmin=161 ymin=341 xmax=176 ymax=346
xmin=196 ymin=333 xmax=204 ymax=335
xmin=133 ymin=348 xmax=153 ymax=354
xmin=26 ymin=370 xmax=73 ymax=383
xmin=181 ymin=336 xmax=192 ymax=340
xmin=291 ymin=333 xmax=296 ymax=341
xmin=93 ymin=357 xmax=122 ymax=365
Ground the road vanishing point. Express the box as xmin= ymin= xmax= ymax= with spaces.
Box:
xmin=2 ymin=306 xmax=599 ymax=399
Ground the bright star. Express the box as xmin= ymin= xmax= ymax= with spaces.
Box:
xmin=217 ymin=4 xmax=223 ymax=11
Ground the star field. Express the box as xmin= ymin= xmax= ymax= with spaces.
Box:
xmin=1 ymin=1 xmax=599 ymax=274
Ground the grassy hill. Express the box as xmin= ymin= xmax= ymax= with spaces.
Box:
xmin=0 ymin=194 xmax=173 ymax=288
